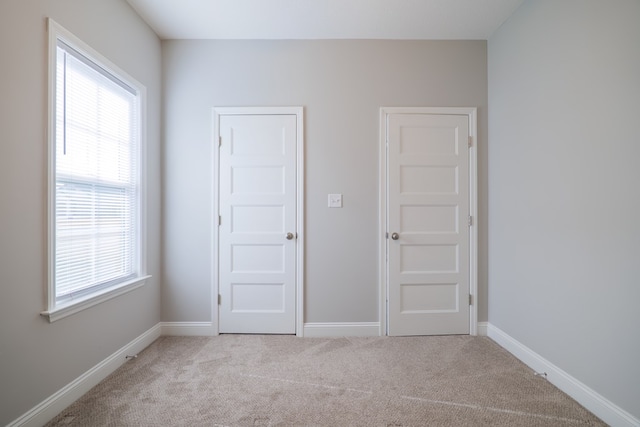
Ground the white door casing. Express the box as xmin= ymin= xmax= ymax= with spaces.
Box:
xmin=380 ymin=107 xmax=478 ymax=336
xmin=213 ymin=107 xmax=304 ymax=335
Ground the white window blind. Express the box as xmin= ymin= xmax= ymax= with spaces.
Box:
xmin=54 ymin=40 xmax=140 ymax=303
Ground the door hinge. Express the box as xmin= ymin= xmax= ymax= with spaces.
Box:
xmin=468 ymin=136 xmax=473 ymax=148
xmin=219 ymin=136 xmax=222 ymax=147
xmin=469 ymin=294 xmax=473 ymax=306
xmin=218 ymin=294 xmax=221 ymax=305
xmin=218 ymin=215 xmax=221 ymax=226
xmin=468 ymin=215 xmax=473 ymax=227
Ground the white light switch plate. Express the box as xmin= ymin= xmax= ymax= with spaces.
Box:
xmin=328 ymin=193 xmax=342 ymax=208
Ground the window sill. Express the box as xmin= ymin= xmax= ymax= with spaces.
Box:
xmin=41 ymin=275 xmax=151 ymax=323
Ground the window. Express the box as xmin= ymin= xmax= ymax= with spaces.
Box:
xmin=43 ymin=20 xmax=148 ymax=322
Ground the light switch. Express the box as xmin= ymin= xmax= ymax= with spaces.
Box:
xmin=328 ymin=193 xmax=342 ymax=208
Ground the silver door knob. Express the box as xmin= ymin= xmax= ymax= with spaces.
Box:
xmin=391 ymin=232 xmax=399 ymax=240
xmin=286 ymin=232 xmax=295 ymax=240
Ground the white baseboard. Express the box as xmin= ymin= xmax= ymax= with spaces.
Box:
xmin=160 ymin=321 xmax=215 ymax=336
xmin=8 ymin=323 xmax=161 ymax=427
xmin=303 ymin=322 xmax=381 ymax=337
xmin=476 ymin=321 xmax=488 ymax=336
xmin=487 ymin=323 xmax=639 ymax=427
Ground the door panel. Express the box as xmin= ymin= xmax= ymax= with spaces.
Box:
xmin=218 ymin=114 xmax=297 ymax=334
xmin=388 ymin=113 xmax=470 ymax=336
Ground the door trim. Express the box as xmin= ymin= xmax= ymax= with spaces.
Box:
xmin=212 ymin=106 xmax=304 ymax=336
xmin=379 ymin=107 xmax=478 ymax=336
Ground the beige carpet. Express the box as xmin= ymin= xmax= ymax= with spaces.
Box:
xmin=46 ymin=335 xmax=604 ymax=426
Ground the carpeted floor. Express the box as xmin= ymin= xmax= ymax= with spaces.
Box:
xmin=46 ymin=335 xmax=605 ymax=426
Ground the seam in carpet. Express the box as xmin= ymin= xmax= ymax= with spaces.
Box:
xmin=240 ymin=373 xmax=374 ymax=395
xmin=400 ymin=395 xmax=586 ymax=424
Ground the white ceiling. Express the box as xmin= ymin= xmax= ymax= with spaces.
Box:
xmin=125 ymin=0 xmax=524 ymax=40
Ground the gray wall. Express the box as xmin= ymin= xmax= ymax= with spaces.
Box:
xmin=0 ymin=1 xmax=162 ymax=424
xmin=488 ymin=0 xmax=640 ymax=419
xmin=162 ymin=40 xmax=488 ymax=324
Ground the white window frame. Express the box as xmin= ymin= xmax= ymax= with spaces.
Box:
xmin=41 ymin=19 xmax=149 ymax=322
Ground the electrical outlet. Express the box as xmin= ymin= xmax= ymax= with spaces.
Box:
xmin=328 ymin=193 xmax=342 ymax=208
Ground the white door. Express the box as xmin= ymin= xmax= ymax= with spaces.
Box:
xmin=387 ymin=113 xmax=471 ymax=336
xmin=218 ymin=113 xmax=298 ymax=334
